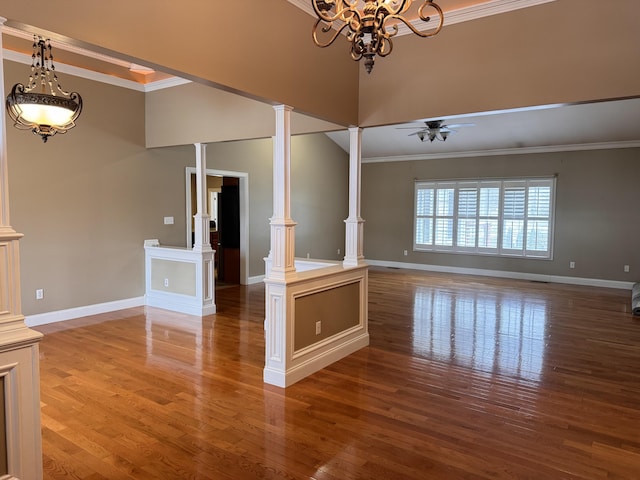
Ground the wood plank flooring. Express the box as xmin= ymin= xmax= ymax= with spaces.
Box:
xmin=33 ymin=267 xmax=640 ymax=479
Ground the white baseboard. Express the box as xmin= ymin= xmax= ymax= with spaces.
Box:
xmin=263 ymin=332 xmax=370 ymax=388
xmin=248 ymin=274 xmax=265 ymax=285
xmin=366 ymin=259 xmax=635 ymax=290
xmin=144 ymin=292 xmax=216 ymax=317
xmin=25 ymin=297 xmax=145 ymax=327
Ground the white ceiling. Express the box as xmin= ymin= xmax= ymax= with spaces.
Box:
xmin=326 ymin=98 xmax=640 ymax=162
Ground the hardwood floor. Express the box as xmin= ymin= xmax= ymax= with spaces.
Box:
xmin=34 ymin=267 xmax=640 ymax=479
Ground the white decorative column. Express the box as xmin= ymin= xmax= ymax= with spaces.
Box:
xmin=0 ymin=17 xmax=44 ymax=479
xmin=264 ymin=105 xmax=296 ymax=387
xmin=268 ymin=105 xmax=296 ymax=279
xmin=343 ymin=127 xmax=366 ymax=266
xmin=192 ymin=143 xmax=212 ymax=253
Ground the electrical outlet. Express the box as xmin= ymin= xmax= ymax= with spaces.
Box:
xmin=163 ymin=216 xmax=174 ymax=225
xmin=315 ymin=321 xmax=321 ymax=335
xmin=164 ymin=278 xmax=169 ymax=287
xmin=337 ymin=248 xmax=341 ymax=256
xmin=404 ymin=250 xmax=408 ymax=256
xmin=624 ymin=265 xmax=630 ymax=273
xmin=569 ymin=261 xmax=575 ymax=269
xmin=35 ymin=288 xmax=44 ymax=300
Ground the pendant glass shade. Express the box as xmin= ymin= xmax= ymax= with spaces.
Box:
xmin=5 ymin=36 xmax=83 ymax=143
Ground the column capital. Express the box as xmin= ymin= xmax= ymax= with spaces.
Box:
xmin=273 ymin=104 xmax=294 ymax=113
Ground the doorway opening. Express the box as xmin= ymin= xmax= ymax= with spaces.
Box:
xmin=185 ymin=167 xmax=249 ymax=286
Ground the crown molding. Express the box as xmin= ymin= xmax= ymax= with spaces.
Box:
xmin=362 ymin=140 xmax=640 ymax=163
xmin=4 ymin=25 xmax=144 ymax=70
xmin=143 ymin=77 xmax=191 ymax=92
xmin=2 ymin=48 xmax=189 ymax=93
xmin=2 ymin=25 xmax=188 ymax=92
xmin=289 ymin=0 xmax=556 ymax=35
xmin=406 ymin=0 xmax=556 ymax=33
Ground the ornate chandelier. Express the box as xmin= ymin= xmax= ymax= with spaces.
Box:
xmin=311 ymin=0 xmax=444 ymax=74
xmin=6 ymin=36 xmax=82 ymax=143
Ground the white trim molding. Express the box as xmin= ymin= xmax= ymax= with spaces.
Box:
xmin=362 ymin=140 xmax=640 ymax=164
xmin=184 ymin=167 xmax=250 ymax=286
xmin=2 ymin=48 xmax=189 ymax=93
xmin=263 ymin=262 xmax=369 ymax=388
xmin=366 ymin=259 xmax=635 ymax=291
xmin=288 ymin=0 xmax=556 ymax=35
xmin=144 ymin=244 xmax=216 ymax=317
xmin=25 ymin=297 xmax=145 ymax=328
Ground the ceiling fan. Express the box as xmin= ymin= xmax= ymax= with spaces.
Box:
xmin=398 ymin=120 xmax=475 ymax=142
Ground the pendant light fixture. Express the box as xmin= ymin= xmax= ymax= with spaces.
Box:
xmin=312 ymin=0 xmax=444 ymax=74
xmin=6 ymin=35 xmax=82 ymax=143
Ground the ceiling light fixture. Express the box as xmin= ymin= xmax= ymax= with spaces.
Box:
xmin=311 ymin=0 xmax=444 ymax=74
xmin=398 ymin=120 xmax=475 ymax=142
xmin=6 ymin=35 xmax=82 ymax=143
xmin=417 ymin=121 xmax=450 ymax=142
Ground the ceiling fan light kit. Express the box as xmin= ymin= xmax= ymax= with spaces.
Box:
xmin=311 ymin=0 xmax=444 ymax=74
xmin=6 ymin=35 xmax=83 ymax=143
xmin=400 ymin=119 xmax=475 ymax=142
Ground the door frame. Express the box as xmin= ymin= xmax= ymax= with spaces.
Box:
xmin=185 ymin=167 xmax=249 ymax=285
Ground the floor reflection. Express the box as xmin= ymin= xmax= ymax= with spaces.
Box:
xmin=144 ymin=309 xmax=209 ymax=373
xmin=413 ymin=286 xmax=548 ymax=381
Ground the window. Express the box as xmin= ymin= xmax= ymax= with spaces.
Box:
xmin=414 ymin=177 xmax=555 ymax=258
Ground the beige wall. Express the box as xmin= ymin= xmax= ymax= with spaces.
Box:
xmin=0 ymin=0 xmax=360 ymax=126
xmin=5 ymin=60 xmax=192 ymax=315
xmin=145 ymin=82 xmax=345 ymax=148
xmin=294 ymin=282 xmax=360 ymax=350
xmin=358 ymin=0 xmax=640 ymax=127
xmin=5 ymin=58 xmax=350 ymax=315
xmin=362 ymin=147 xmax=640 ymax=282
xmin=150 ymin=259 xmax=196 ymax=296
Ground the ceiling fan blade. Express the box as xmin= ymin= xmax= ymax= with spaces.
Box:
xmin=443 ymin=123 xmax=475 ymax=129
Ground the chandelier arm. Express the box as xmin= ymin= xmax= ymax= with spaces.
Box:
xmin=312 ymin=1 xmax=355 ymax=23
xmin=381 ymin=8 xmax=443 ymax=39
xmin=312 ymin=19 xmax=353 ymax=48
xmin=377 ymin=0 xmax=412 ymax=16
xmin=417 ymin=1 xmax=444 ymax=36
xmin=337 ymin=0 xmax=361 ymax=20
xmin=350 ymin=44 xmax=363 ymax=62
xmin=68 ymin=92 xmax=83 ymax=122
xmin=376 ymin=37 xmax=394 ymax=58
xmin=377 ymin=21 xmax=399 ymax=40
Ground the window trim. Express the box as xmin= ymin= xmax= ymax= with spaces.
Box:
xmin=413 ymin=177 xmax=556 ymax=259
